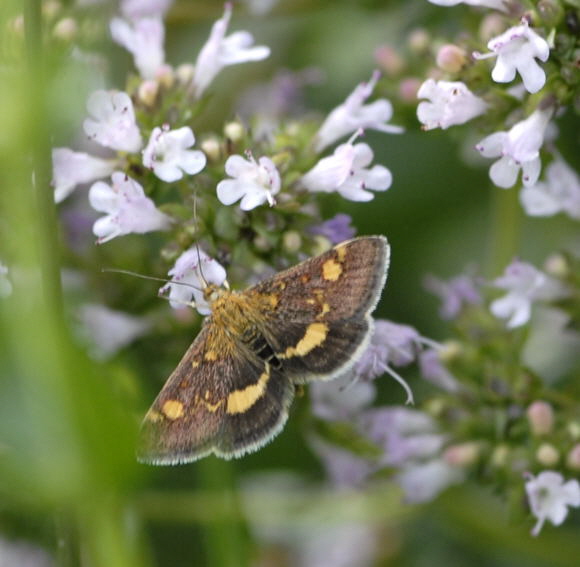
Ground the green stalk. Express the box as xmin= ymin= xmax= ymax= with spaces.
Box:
xmin=485 ymin=185 xmax=522 ymax=278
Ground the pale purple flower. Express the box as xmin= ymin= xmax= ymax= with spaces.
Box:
xmin=161 ymin=247 xmax=227 ymax=316
xmin=78 ymin=303 xmax=151 ymax=359
xmin=310 ymin=372 xmax=376 ymax=421
xmin=88 ymin=172 xmax=171 ymax=243
xmin=52 ymin=148 xmax=117 ymax=203
xmin=520 ymin=159 xmax=580 ymax=220
xmin=313 ymin=70 xmax=403 ymax=152
xmin=217 ymin=153 xmax=280 ymax=210
xmin=490 ymin=259 xmax=569 ymax=328
xmin=474 ymin=20 xmax=550 ymax=93
xmin=310 ymin=213 xmax=356 ymax=244
xmin=418 ymin=349 xmax=460 ymax=392
xmin=142 ymin=126 xmax=206 ymax=182
xmin=110 ymin=17 xmax=165 ymax=80
xmin=428 ymin=0 xmax=507 ymax=9
xmin=120 ymin=0 xmax=173 ymax=20
xmin=475 ymin=107 xmax=553 ymax=188
xmin=192 ymin=3 xmax=270 ymax=98
xmin=0 ymin=261 xmax=12 ymax=298
xmin=525 ymin=471 xmax=580 ymax=536
xmin=417 ymin=79 xmax=488 ymax=130
xmin=83 ymin=91 xmax=143 ymax=152
xmin=301 ymin=139 xmax=392 ymax=202
xmin=396 ymin=460 xmax=464 ymax=503
xmin=424 ymin=272 xmax=482 ymax=319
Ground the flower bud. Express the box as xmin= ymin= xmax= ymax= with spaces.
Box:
xmin=374 ymin=45 xmax=404 ymax=76
xmin=544 ymin=253 xmax=569 ymax=278
xmin=53 ymin=18 xmax=77 ymax=41
xmin=175 ymin=63 xmax=195 ymax=84
xmin=479 ymin=13 xmax=505 ymax=42
xmin=200 ymin=137 xmax=221 ymax=162
xmin=568 ymin=421 xmax=580 ymax=440
xmin=156 ymin=64 xmax=174 ymax=89
xmin=138 ymin=80 xmax=159 ymax=107
xmin=408 ymin=29 xmax=430 ymax=53
xmin=444 ymin=442 xmax=480 ymax=466
xmin=436 ymin=44 xmax=467 ymax=74
xmin=283 ymin=231 xmax=302 ymax=253
xmin=537 ymin=0 xmax=564 ymax=27
xmin=224 ymin=121 xmax=245 ymax=143
xmin=536 ymin=443 xmax=560 ymax=466
xmin=438 ymin=340 xmax=462 ymax=363
xmin=43 ymin=1 xmax=62 ymax=18
xmin=399 ymin=78 xmax=422 ymax=102
xmin=491 ymin=444 xmax=509 ymax=468
xmin=527 ymin=401 xmax=554 ymax=435
xmin=566 ymin=444 xmax=580 ymax=470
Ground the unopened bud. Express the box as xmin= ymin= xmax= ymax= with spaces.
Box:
xmin=436 ymin=44 xmax=467 ymax=73
xmin=568 ymin=421 xmax=580 ymax=440
xmin=175 ymin=63 xmax=195 ymax=84
xmin=200 ymin=137 xmax=221 ymax=162
xmin=156 ymin=64 xmax=174 ymax=89
xmin=491 ymin=444 xmax=509 ymax=468
xmin=283 ymin=231 xmax=302 ymax=253
xmin=399 ymin=78 xmax=422 ymax=102
xmin=527 ymin=401 xmax=554 ymax=435
xmin=544 ymin=253 xmax=568 ymax=279
xmin=438 ymin=340 xmax=462 ymax=363
xmin=536 ymin=443 xmax=560 ymax=466
xmin=566 ymin=444 xmax=580 ymax=470
xmin=43 ymin=1 xmax=62 ymax=18
xmin=53 ymin=17 xmax=77 ymax=41
xmin=138 ymin=80 xmax=159 ymax=107
xmin=444 ymin=442 xmax=480 ymax=466
xmin=224 ymin=121 xmax=245 ymax=143
xmin=479 ymin=13 xmax=505 ymax=42
xmin=374 ymin=45 xmax=404 ymax=76
xmin=408 ymin=29 xmax=430 ymax=53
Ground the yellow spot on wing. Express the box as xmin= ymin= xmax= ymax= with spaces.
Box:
xmin=317 ymin=302 xmax=330 ymax=319
xmin=336 ymin=243 xmax=347 ymax=262
xmin=145 ymin=409 xmax=163 ymax=423
xmin=161 ymin=400 xmax=184 ymax=420
xmin=205 ymin=350 xmax=218 ymax=361
xmin=322 ymin=258 xmax=342 ymax=281
xmin=226 ymin=365 xmax=271 ymax=415
xmin=202 ymin=399 xmax=223 ymax=413
xmin=281 ymin=322 xmax=329 ymax=358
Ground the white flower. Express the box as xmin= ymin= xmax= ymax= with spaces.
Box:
xmin=78 ymin=303 xmax=150 ymax=359
xmin=313 ymin=70 xmax=403 ymax=152
xmin=120 ymin=0 xmax=173 ymax=20
xmin=161 ymin=247 xmax=227 ymax=315
xmin=525 ymin=471 xmax=580 ymax=536
xmin=301 ymin=140 xmax=392 ymax=202
xmin=110 ymin=17 xmax=165 ymax=80
xmin=520 ymin=159 xmax=580 ymax=219
xmin=89 ymin=172 xmax=171 ymax=243
xmin=142 ymin=126 xmax=206 ymax=182
xmin=217 ymin=153 xmax=280 ymax=210
xmin=396 ymin=460 xmax=464 ymax=503
xmin=0 ymin=262 xmax=12 ymax=298
xmin=490 ymin=259 xmax=568 ymax=328
xmin=52 ymin=148 xmax=117 ymax=203
xmin=192 ymin=3 xmax=270 ymax=98
xmin=475 ymin=107 xmax=552 ymax=188
xmin=83 ymin=90 xmax=143 ymax=153
xmin=417 ymin=79 xmax=488 ymax=130
xmin=474 ymin=19 xmax=550 ymax=94
xmin=427 ymin=0 xmax=508 ymax=10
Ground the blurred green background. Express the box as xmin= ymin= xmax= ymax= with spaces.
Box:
xmin=0 ymin=1 xmax=579 ymax=566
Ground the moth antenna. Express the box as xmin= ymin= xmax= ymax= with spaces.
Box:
xmin=102 ymin=268 xmax=203 ymax=293
xmin=192 ymin=191 xmax=209 ymax=289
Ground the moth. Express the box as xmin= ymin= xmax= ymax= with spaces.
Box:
xmin=138 ymin=235 xmax=389 ymax=464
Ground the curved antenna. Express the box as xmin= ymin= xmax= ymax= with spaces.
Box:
xmin=102 ymin=268 xmax=203 ymax=293
xmin=192 ymin=191 xmax=209 ymax=289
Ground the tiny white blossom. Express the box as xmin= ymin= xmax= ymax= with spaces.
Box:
xmin=525 ymin=471 xmax=580 ymax=536
xmin=78 ymin=303 xmax=151 ymax=359
xmin=217 ymin=153 xmax=280 ymax=210
xmin=301 ymin=139 xmax=392 ymax=202
xmin=121 ymin=0 xmax=173 ymax=20
xmin=52 ymin=148 xmax=117 ymax=203
xmin=313 ymin=70 xmax=403 ymax=152
xmin=142 ymin=126 xmax=207 ymax=182
xmin=490 ymin=259 xmax=568 ymax=328
xmin=475 ymin=107 xmax=552 ymax=188
xmin=474 ymin=19 xmax=549 ymax=93
xmin=428 ymin=0 xmax=507 ymax=9
xmin=83 ymin=90 xmax=143 ymax=153
xmin=520 ymin=159 xmax=580 ymax=219
xmin=192 ymin=2 xmax=270 ymax=98
xmin=161 ymin=248 xmax=227 ymax=316
xmin=0 ymin=262 xmax=12 ymax=298
xmin=110 ymin=17 xmax=165 ymax=80
xmin=417 ymin=79 xmax=488 ymax=130
xmin=89 ymin=172 xmax=171 ymax=243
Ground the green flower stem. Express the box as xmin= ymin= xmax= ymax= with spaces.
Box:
xmin=486 ymin=185 xmax=522 ymax=278
xmin=196 ymin=458 xmax=250 ymax=567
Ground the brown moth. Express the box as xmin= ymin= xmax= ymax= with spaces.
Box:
xmin=138 ymin=235 xmax=389 ymax=464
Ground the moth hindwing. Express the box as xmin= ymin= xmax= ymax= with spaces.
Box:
xmin=138 ymin=235 xmax=390 ymax=464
